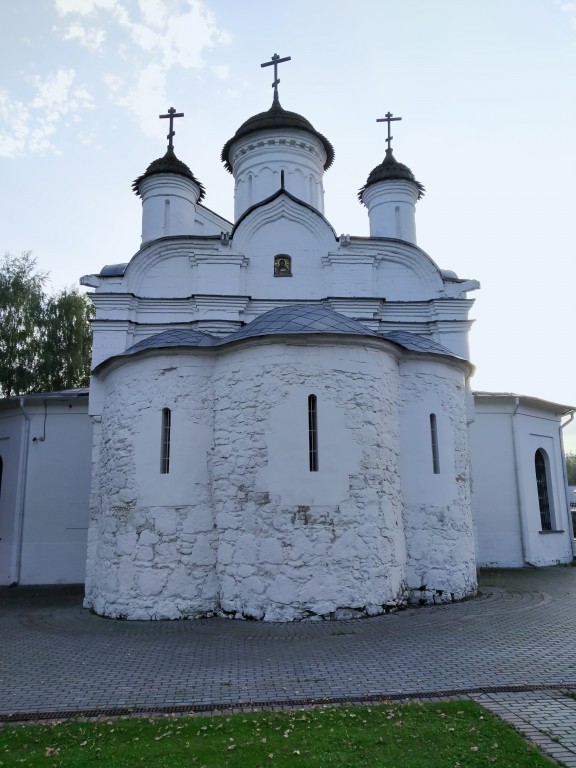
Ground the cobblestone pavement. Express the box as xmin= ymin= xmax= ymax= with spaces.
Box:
xmin=1 ymin=567 xmax=576 ymax=764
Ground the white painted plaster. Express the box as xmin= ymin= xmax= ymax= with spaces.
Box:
xmin=471 ymin=395 xmax=574 ymax=567
xmin=0 ymin=398 xmax=91 ymax=585
xmin=362 ymin=180 xmax=419 ymax=244
xmin=229 ymin=129 xmax=328 ymax=220
xmin=139 ymin=174 xmax=202 ymax=245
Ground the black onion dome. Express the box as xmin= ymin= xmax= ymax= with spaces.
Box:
xmin=221 ymin=97 xmax=335 ymax=173
xmin=132 ymin=148 xmax=206 ymax=202
xmin=358 ymin=149 xmax=425 ymax=202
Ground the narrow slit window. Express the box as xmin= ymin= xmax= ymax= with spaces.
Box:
xmin=160 ymin=408 xmax=171 ymax=474
xmin=163 ymin=199 xmax=170 ymax=235
xmin=430 ymin=413 xmax=440 ymax=474
xmin=394 ymin=205 xmax=401 ymax=238
xmin=308 ymin=394 xmax=318 ymax=472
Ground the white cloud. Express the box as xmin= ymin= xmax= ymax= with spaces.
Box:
xmin=211 ymin=64 xmax=229 ymax=81
xmin=106 ymin=0 xmax=231 ymax=70
xmin=103 ymin=73 xmax=125 ymax=93
xmin=0 ymin=93 xmax=31 ymax=158
xmin=62 ymin=21 xmax=107 ymax=51
xmin=557 ymin=1 xmax=576 ymax=30
xmin=28 ymin=68 xmax=77 ymax=112
xmin=55 ymin=0 xmax=230 ymax=69
xmin=0 ymin=69 xmax=95 ymax=158
xmin=54 ymin=0 xmax=118 ymax=15
xmin=0 ymin=0 xmax=233 ymax=155
xmin=138 ymin=0 xmax=168 ymax=29
xmin=49 ymin=0 xmax=231 ymax=135
xmin=106 ymin=61 xmax=168 ymax=136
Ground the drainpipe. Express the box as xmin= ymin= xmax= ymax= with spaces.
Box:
xmin=12 ymin=398 xmax=31 ymax=585
xmin=560 ymin=410 xmax=576 ymax=557
xmin=511 ymin=396 xmax=534 ymax=566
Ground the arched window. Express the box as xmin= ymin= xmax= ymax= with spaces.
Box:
xmin=308 ymin=395 xmax=318 ymax=472
xmin=430 ymin=413 xmax=440 ymax=474
xmin=160 ymin=408 xmax=171 ymax=474
xmin=535 ymin=448 xmax=552 ymax=531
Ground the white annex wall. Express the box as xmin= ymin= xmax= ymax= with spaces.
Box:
xmin=0 ymin=411 xmax=24 ymax=584
xmin=469 ymin=411 xmax=523 ymax=567
xmin=20 ymin=403 xmax=92 ymax=584
xmin=0 ymin=397 xmax=92 ymax=586
xmin=470 ymin=396 xmax=574 ymax=568
xmin=514 ymin=418 xmax=573 ymax=565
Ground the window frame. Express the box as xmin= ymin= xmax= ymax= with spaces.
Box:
xmin=160 ymin=408 xmax=171 ymax=475
xmin=430 ymin=413 xmax=440 ymax=474
xmin=308 ymin=394 xmax=318 ymax=472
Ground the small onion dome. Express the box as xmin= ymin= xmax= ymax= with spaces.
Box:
xmin=221 ymin=97 xmax=335 ymax=173
xmin=358 ymin=149 xmax=425 ymax=202
xmin=132 ymin=147 xmax=206 ymax=202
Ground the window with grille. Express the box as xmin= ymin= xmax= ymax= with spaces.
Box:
xmin=308 ymin=395 xmax=318 ymax=472
xmin=160 ymin=408 xmax=171 ymax=474
xmin=430 ymin=413 xmax=440 ymax=474
xmin=535 ymin=448 xmax=552 ymax=530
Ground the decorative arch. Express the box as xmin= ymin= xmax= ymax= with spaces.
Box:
xmin=232 ymin=192 xmax=337 ymax=253
xmin=124 ymin=241 xmax=195 ymax=295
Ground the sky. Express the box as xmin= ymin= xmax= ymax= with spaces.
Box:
xmin=1 ymin=0 xmax=575 ymax=448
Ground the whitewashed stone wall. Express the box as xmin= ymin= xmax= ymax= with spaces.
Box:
xmin=85 ymin=353 xmax=218 ymax=619
xmin=85 ymin=338 xmax=477 ymax=621
xmin=399 ymin=359 xmax=477 ymax=604
xmin=211 ymin=340 xmax=407 ymax=621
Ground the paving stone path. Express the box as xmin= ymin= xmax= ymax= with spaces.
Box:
xmin=1 ymin=567 xmax=575 ymax=765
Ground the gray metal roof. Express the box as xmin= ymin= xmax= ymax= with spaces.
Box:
xmin=226 ymin=304 xmax=376 ymax=342
xmin=473 ymin=391 xmax=575 ymax=414
xmin=0 ymin=388 xmax=89 ymax=408
xmin=381 ymin=330 xmax=462 ymax=358
xmin=124 ymin=329 xmax=218 ymax=356
xmin=100 ymin=263 xmax=128 ymax=277
xmin=98 ymin=305 xmax=464 ymax=372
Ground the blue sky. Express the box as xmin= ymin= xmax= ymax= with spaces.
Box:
xmin=1 ymin=0 xmax=575 ymax=447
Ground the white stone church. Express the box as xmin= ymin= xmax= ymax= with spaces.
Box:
xmin=1 ymin=60 xmax=574 ymax=619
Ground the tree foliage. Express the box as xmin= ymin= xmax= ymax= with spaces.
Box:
xmin=37 ymin=289 xmax=93 ymax=392
xmin=0 ymin=251 xmax=93 ymax=397
xmin=566 ymin=452 xmax=576 ymax=486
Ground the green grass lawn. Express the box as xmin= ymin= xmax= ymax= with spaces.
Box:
xmin=0 ymin=700 xmax=554 ymax=767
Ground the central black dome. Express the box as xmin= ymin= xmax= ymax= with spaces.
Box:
xmin=221 ymin=98 xmax=334 ymax=173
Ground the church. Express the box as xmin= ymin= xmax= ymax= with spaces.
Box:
xmin=1 ymin=56 xmax=574 ymax=619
